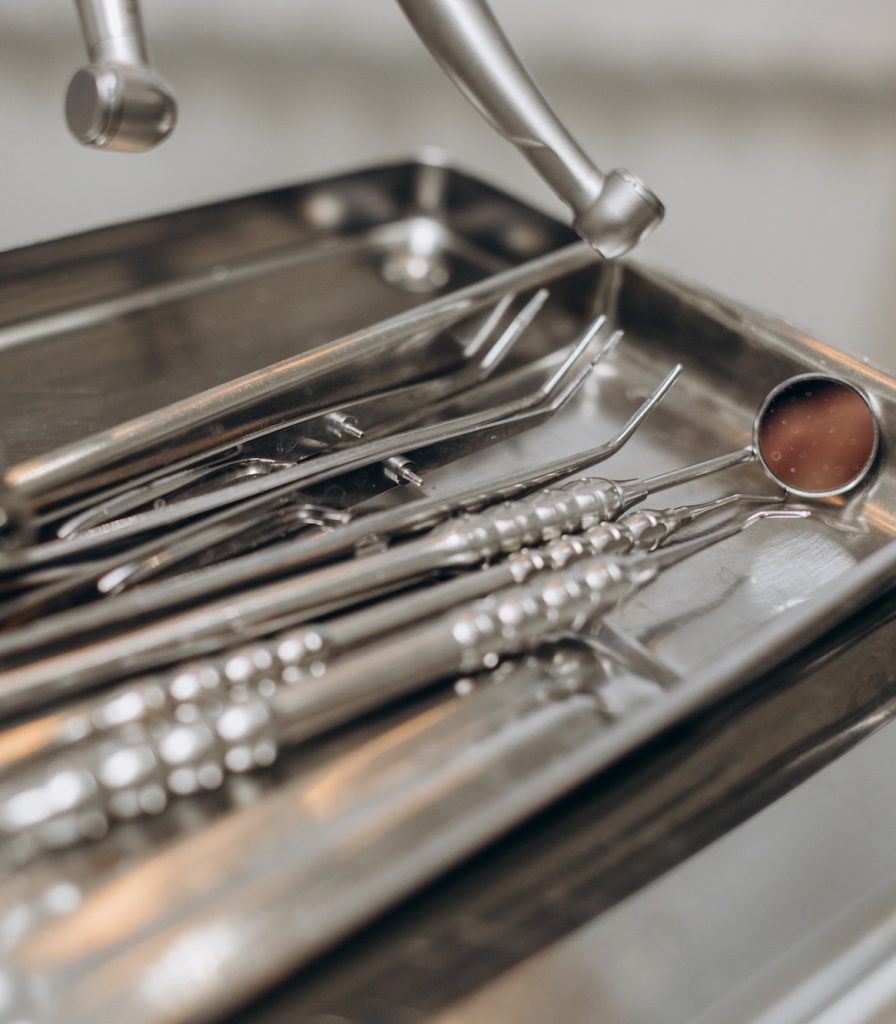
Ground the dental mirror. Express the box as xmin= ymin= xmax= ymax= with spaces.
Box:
xmin=630 ymin=373 xmax=880 ymax=504
xmin=753 ymin=374 xmax=879 ymax=497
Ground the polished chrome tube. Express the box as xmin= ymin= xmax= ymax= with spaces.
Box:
xmin=63 ymin=0 xmax=663 ymax=253
xmin=66 ymin=0 xmax=177 ymax=151
xmin=396 ymin=0 xmax=664 ymax=256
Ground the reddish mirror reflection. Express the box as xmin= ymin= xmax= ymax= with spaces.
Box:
xmin=756 ymin=377 xmax=877 ymax=495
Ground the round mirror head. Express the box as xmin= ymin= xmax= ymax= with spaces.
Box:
xmin=754 ymin=374 xmax=879 ymax=497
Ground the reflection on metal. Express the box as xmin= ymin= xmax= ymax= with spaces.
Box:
xmin=3 ymin=240 xmax=598 ymax=509
xmin=66 ymin=0 xmax=177 ymax=152
xmin=0 ymin=507 xmax=809 ymax=859
xmin=0 ymin=490 xmax=772 ymax=777
xmin=0 ymin=355 xmax=684 ymax=703
xmin=1 ymin=161 xmax=895 ymax=1024
xmin=0 ymin=318 xmax=622 ymax=691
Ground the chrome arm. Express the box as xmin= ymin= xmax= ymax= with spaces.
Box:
xmin=65 ymin=0 xmax=176 ymax=151
xmin=396 ymin=0 xmax=664 ymax=256
xmin=63 ymin=0 xmax=662 ymax=255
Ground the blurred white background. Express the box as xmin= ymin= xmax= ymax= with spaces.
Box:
xmin=1 ymin=1 xmax=895 ymax=365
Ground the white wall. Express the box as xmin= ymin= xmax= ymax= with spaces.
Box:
xmin=2 ymin=1 xmax=895 ymax=365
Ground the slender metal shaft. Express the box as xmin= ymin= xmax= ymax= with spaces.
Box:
xmin=0 ymin=292 xmax=554 ymax=608
xmin=632 ymin=447 xmax=755 ymax=495
xmin=29 ymin=297 xmax=539 ymax=547
xmin=75 ymin=0 xmax=149 ymax=66
xmin=66 ymin=0 xmax=177 ymax=151
xmin=0 ymin=315 xmax=608 ymax=629
xmin=323 ymin=287 xmax=550 ymax=489
xmin=396 ymin=0 xmax=663 ymax=256
xmin=2 ymin=311 xmax=604 ymax=575
xmin=54 ymin=455 xmax=291 ymax=539
xmin=0 ymin=498 xmax=347 ymax=624
xmin=0 ymin=362 xmax=683 ymax=670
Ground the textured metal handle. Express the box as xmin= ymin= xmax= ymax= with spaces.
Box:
xmin=0 ymin=541 xmax=647 ymax=858
xmin=0 ymin=503 xmax=788 ymax=858
xmin=0 ymin=492 xmax=662 ymax=773
xmin=450 ymin=556 xmax=634 ymax=671
xmin=0 ymin=692 xmax=278 ymax=860
xmin=0 ymin=500 xmax=690 ymax=858
xmin=434 ymin=477 xmax=626 ymax=565
xmin=396 ymin=0 xmax=664 ymax=256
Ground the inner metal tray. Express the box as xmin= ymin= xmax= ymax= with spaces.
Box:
xmin=2 ymin=158 xmax=896 ymax=1024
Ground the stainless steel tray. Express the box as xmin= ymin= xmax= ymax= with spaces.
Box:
xmin=2 ymin=158 xmax=896 ymax=1024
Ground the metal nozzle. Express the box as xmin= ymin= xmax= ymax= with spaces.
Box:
xmin=396 ymin=0 xmax=664 ymax=257
xmin=66 ymin=0 xmax=177 ymax=152
xmin=572 ymin=169 xmax=665 ymax=260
